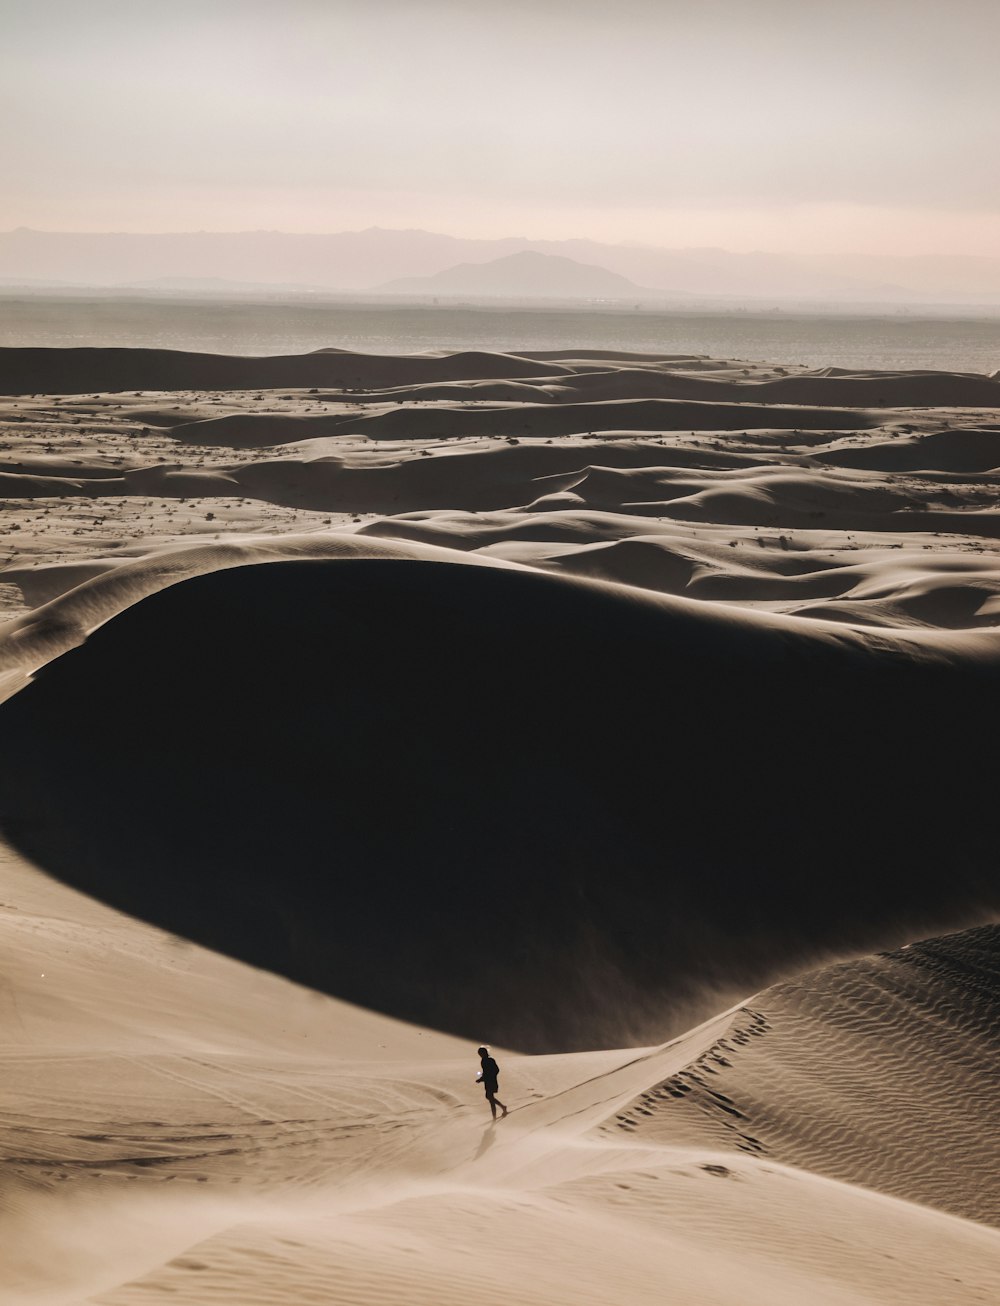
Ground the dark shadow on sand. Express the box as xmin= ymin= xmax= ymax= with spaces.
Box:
xmin=1 ymin=558 xmax=997 ymax=1051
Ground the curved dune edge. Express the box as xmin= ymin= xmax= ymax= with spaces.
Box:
xmin=4 ymin=523 xmax=1000 ymax=680
xmin=3 ymin=349 xmax=1000 ymax=642
xmin=606 ymin=923 xmax=1000 ymax=1226
xmin=1 ymin=841 xmax=997 ymax=1306
xmin=0 ymin=534 xmax=524 ymax=679
xmin=165 ymin=397 xmax=880 ymax=445
xmin=2 ymin=557 xmax=998 ymax=1052
xmin=2 ymin=345 xmax=999 ymax=1301
xmin=3 ymin=348 xmax=999 ymax=642
xmin=2 ymin=345 xmax=998 ymax=407
xmin=0 ymin=346 xmax=570 ymax=394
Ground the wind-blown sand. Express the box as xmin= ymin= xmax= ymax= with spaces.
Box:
xmin=1 ymin=345 xmax=998 ymax=1302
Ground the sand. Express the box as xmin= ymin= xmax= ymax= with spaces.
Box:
xmin=1 ymin=344 xmax=998 ymax=1302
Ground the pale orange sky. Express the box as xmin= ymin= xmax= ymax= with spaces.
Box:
xmin=4 ymin=0 xmax=999 ymax=257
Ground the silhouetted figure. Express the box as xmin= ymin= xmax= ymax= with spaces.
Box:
xmin=476 ymin=1045 xmax=508 ymax=1120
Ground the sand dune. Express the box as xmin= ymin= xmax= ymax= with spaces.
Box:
xmin=166 ymin=397 xmax=878 ymax=445
xmin=608 ymin=923 xmax=1000 ymax=1226
xmin=325 ymin=366 xmax=1000 ymax=411
xmin=0 ymin=346 xmax=568 ymax=394
xmin=816 ymin=425 xmax=1000 ymax=472
xmin=1 ymin=840 xmax=997 ymax=1305
xmin=2 ymin=344 xmax=999 ymax=1303
xmin=0 ymin=535 xmax=515 ymax=679
xmin=3 ymin=346 xmax=998 ymax=408
xmin=3 ymin=556 xmax=999 ymax=1052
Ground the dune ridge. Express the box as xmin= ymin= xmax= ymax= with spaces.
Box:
xmin=608 ymin=924 xmax=1000 ymax=1225
xmin=0 ymin=346 xmax=569 ymax=395
xmin=2 ymin=344 xmax=999 ymax=1303
xmin=1 ymin=839 xmax=997 ymax=1305
xmin=3 ymin=345 xmax=998 ymax=407
xmin=2 ymin=556 xmax=999 ymax=1052
xmin=164 ymin=398 xmax=880 ymax=446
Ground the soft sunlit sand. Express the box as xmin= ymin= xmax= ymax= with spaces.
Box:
xmin=1 ymin=345 xmax=999 ymax=1303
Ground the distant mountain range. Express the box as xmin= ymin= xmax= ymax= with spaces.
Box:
xmin=2 ymin=226 xmax=1000 ymax=305
xmin=376 ymin=250 xmax=657 ymax=299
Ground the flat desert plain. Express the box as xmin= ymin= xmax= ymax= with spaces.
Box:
xmin=1 ymin=343 xmax=999 ymax=1304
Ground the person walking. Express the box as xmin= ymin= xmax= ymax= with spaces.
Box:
xmin=476 ymin=1045 xmax=508 ymax=1120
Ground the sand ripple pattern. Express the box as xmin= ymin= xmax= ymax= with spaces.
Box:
xmin=609 ymin=925 xmax=1000 ymax=1227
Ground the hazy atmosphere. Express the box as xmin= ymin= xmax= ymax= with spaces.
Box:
xmin=3 ymin=4 xmax=999 ymax=1305
xmin=4 ymin=0 xmax=1000 ymax=255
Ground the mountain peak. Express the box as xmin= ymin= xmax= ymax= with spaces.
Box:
xmin=376 ymin=250 xmax=650 ymax=299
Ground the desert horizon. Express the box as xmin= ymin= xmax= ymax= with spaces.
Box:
xmin=4 ymin=226 xmax=1000 ymax=307
xmin=4 ymin=0 xmax=1000 ymax=1301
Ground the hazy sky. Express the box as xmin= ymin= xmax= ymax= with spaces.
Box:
xmin=4 ymin=0 xmax=999 ymax=255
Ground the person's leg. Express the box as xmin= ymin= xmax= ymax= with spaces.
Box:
xmin=487 ymin=1091 xmax=498 ymax=1120
xmin=495 ymin=1097 xmax=508 ymax=1117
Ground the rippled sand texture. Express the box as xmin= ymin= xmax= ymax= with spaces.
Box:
xmin=2 ymin=848 xmax=998 ymax=1306
xmin=2 ymin=347 xmax=999 ymax=640
xmin=1 ymin=345 xmax=999 ymax=1303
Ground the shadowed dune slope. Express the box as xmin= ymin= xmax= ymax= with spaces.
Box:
xmin=1 ymin=558 xmax=998 ymax=1051
xmin=816 ymin=426 xmax=1000 ymax=472
xmin=3 ymin=841 xmax=999 ymax=1305
xmin=0 ymin=346 xmax=567 ymax=395
xmin=168 ymin=398 xmax=876 ymax=447
xmin=2 ymin=346 xmax=998 ymax=408
xmin=342 ymin=368 xmax=1000 ymax=410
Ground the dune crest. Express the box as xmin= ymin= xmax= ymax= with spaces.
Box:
xmin=2 ymin=344 xmax=999 ymax=1303
xmin=1 ymin=840 xmax=997 ymax=1305
xmin=2 ymin=556 xmax=998 ymax=1051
